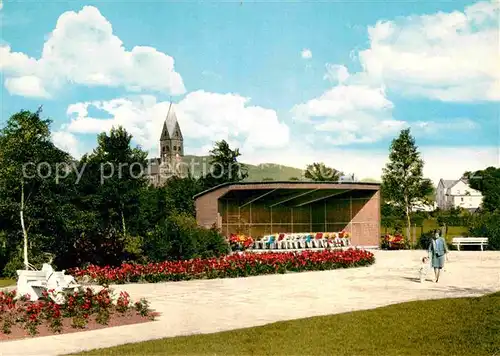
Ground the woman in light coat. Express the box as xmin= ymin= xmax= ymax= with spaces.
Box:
xmin=428 ymin=230 xmax=448 ymax=283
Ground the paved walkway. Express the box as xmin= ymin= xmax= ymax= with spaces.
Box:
xmin=2 ymin=250 xmax=500 ymax=356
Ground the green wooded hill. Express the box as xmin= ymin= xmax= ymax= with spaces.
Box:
xmin=181 ymin=155 xmax=305 ymax=181
xmin=180 ymin=155 xmax=382 ymax=182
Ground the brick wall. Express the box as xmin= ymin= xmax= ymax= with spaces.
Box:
xmin=195 ymin=187 xmax=230 ymax=229
xmin=349 ymin=190 xmax=380 ymax=246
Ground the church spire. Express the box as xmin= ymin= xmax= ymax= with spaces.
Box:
xmin=156 ymin=100 xmax=185 ymax=181
xmin=160 ymin=121 xmax=170 ymax=140
xmin=173 ymin=120 xmax=183 ymax=140
xmin=160 ymin=102 xmax=174 ymax=141
xmin=164 ymin=101 xmax=179 ymax=138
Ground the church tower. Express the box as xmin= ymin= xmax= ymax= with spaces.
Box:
xmin=159 ymin=103 xmax=184 ymax=178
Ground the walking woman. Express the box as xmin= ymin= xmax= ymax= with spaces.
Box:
xmin=428 ymin=230 xmax=448 ymax=282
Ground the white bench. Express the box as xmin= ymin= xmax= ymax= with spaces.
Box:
xmin=452 ymin=237 xmax=488 ymax=251
xmin=17 ymin=264 xmax=80 ymax=303
xmin=16 ymin=270 xmax=49 ymax=301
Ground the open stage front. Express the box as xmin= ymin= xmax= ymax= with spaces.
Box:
xmin=194 ymin=181 xmax=381 ymax=247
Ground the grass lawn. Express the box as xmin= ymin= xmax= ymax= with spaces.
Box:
xmin=384 ymin=219 xmax=469 ymax=244
xmin=0 ymin=278 xmax=15 ymax=287
xmin=74 ymin=292 xmax=500 ymax=356
xmin=421 ymin=220 xmax=469 ymax=238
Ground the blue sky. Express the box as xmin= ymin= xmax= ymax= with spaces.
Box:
xmin=1 ymin=0 xmax=499 ymax=182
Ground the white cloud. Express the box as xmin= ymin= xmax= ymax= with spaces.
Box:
xmin=51 ymin=131 xmax=81 ymax=158
xmin=412 ymin=118 xmax=478 ymax=134
xmin=176 ymin=91 xmax=290 ymax=152
xmin=419 ymin=147 xmax=499 ymax=184
xmin=293 ymin=84 xmax=393 ymax=119
xmin=292 ymin=82 xmax=402 ymax=145
xmin=301 ymin=48 xmax=312 ymax=59
xmin=240 ymin=145 xmax=499 ymax=184
xmin=358 ymin=0 xmax=500 ymax=101
xmin=59 ymin=91 xmax=290 ymax=157
xmin=293 ymin=70 xmax=479 ymax=145
xmin=4 ymin=76 xmax=50 ymax=98
xmin=0 ymin=6 xmax=185 ymax=98
xmin=64 ymin=96 xmax=168 ymax=155
xmin=324 ymin=64 xmax=350 ymax=84
xmin=298 ymin=1 xmax=495 ymax=146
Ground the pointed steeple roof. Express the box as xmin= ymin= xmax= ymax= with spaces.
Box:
xmin=173 ymin=120 xmax=183 ymax=139
xmin=160 ymin=120 xmax=170 ymax=140
xmin=165 ymin=102 xmax=178 ymax=136
xmin=160 ymin=102 xmax=183 ymax=141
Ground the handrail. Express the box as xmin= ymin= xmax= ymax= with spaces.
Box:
xmin=26 ymin=262 xmax=38 ymax=271
xmin=452 ymin=236 xmax=488 ymax=240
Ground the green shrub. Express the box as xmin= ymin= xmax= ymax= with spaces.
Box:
xmin=436 ymin=208 xmax=473 ymax=227
xmin=142 ymin=213 xmax=229 ymax=262
xmin=469 ymin=211 xmax=500 ymax=250
xmin=66 ymin=228 xmax=127 ymax=267
xmin=197 ymin=227 xmax=230 ymax=258
xmin=142 ymin=225 xmax=173 ymax=263
xmin=3 ymin=254 xmax=23 ymax=279
xmin=379 ymin=235 xmax=389 ymax=250
xmin=142 ymin=218 xmax=195 ymax=262
xmin=417 ymin=231 xmax=434 ymax=250
xmin=123 ymin=235 xmax=145 ymax=263
xmin=2 ymin=247 xmax=50 ymax=278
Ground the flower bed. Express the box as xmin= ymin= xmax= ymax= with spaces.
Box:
xmin=0 ymin=287 xmax=156 ymax=340
xmin=381 ymin=234 xmax=407 ymax=250
xmin=70 ymin=248 xmax=375 ymax=285
xmin=229 ymin=233 xmax=254 ymax=251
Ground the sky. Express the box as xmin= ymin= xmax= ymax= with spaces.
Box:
xmin=1 ymin=0 xmax=499 ymax=183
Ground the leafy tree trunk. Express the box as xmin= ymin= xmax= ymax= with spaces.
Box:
xmin=121 ymin=203 xmax=127 ymax=236
xmin=20 ymin=180 xmax=29 ymax=269
xmin=405 ymin=196 xmax=412 ymax=247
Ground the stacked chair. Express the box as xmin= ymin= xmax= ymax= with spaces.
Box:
xmin=253 ymin=232 xmax=350 ymax=250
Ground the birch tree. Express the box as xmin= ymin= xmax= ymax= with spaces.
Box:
xmin=381 ymin=129 xmax=433 ymax=247
xmin=0 ymin=109 xmax=69 ymax=269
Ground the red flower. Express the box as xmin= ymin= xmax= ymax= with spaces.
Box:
xmin=73 ymin=249 xmax=374 ymax=284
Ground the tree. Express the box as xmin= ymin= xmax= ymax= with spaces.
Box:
xmin=381 ymin=128 xmax=433 ymax=246
xmin=381 ymin=202 xmax=404 ymax=233
xmin=200 ymin=140 xmax=248 ymax=189
xmin=82 ymin=126 xmax=148 ymax=236
xmin=304 ymin=162 xmax=343 ymax=181
xmin=0 ymin=109 xmax=70 ymax=270
xmin=469 ymin=211 xmax=500 ymax=250
xmin=465 ymin=167 xmax=500 ymax=213
xmin=164 ymin=175 xmax=203 ymax=217
xmin=436 ymin=207 xmax=471 ymax=229
xmin=463 ymin=167 xmax=500 ymax=251
xmin=59 ymin=126 xmax=149 ymax=267
xmin=137 ymin=185 xmax=170 ymax=234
